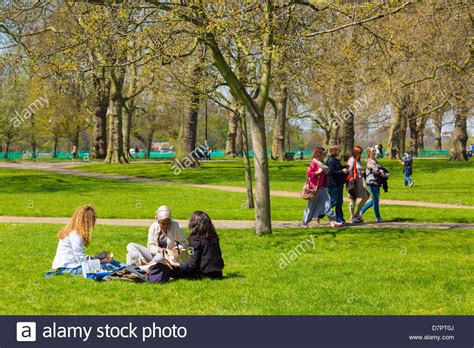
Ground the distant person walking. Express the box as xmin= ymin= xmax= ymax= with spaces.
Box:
xmin=376 ymin=144 xmax=384 ymax=159
xmin=361 ymin=147 xmax=387 ymax=223
xmin=327 ymin=145 xmax=348 ymax=224
xmin=303 ymin=147 xmax=343 ymax=228
xmin=347 ymin=146 xmax=369 ymax=223
xmin=399 ymin=149 xmax=414 ymax=187
xmin=71 ymin=145 xmax=78 ymax=159
xmin=134 ymin=145 xmax=140 ymax=159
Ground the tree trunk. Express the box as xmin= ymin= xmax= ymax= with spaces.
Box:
xmin=249 ymin=115 xmax=271 ymax=232
xmin=236 ymin=119 xmax=243 ymax=155
xmin=271 ymin=86 xmax=288 ymax=161
xmin=183 ymin=63 xmax=201 ymax=159
xmin=4 ymin=140 xmax=10 ymax=159
xmin=147 ymin=133 xmax=153 ymax=159
xmin=341 ymin=110 xmax=354 ymax=160
xmin=399 ymin=111 xmax=407 ymax=155
xmin=92 ymin=72 xmax=109 ymax=159
xmin=123 ymin=104 xmax=133 ymax=160
xmin=207 ymin=33 xmax=272 ymax=234
xmin=408 ymin=113 xmax=418 ymax=156
xmin=387 ymin=107 xmax=401 ymax=159
xmin=31 ymin=116 xmax=37 ymax=159
xmin=450 ymin=109 xmax=468 ymax=161
xmin=434 ymin=112 xmax=443 ymax=150
xmin=53 ymin=136 xmax=58 ymax=158
xmin=239 ymin=105 xmax=254 ymax=209
xmin=105 ymin=66 xmax=128 ymax=164
xmin=328 ymin=120 xmax=339 ymax=147
xmin=388 ymin=95 xmax=409 ymax=158
xmin=225 ymin=111 xmax=239 ymax=157
xmin=417 ymin=117 xmax=427 ymax=152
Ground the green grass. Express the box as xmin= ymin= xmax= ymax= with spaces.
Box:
xmin=0 ymin=223 xmax=472 ymax=315
xmin=0 ymin=169 xmax=473 ymax=223
xmin=77 ymin=159 xmax=474 ymax=206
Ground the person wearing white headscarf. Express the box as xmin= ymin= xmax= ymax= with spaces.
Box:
xmin=126 ymin=206 xmax=186 ymax=265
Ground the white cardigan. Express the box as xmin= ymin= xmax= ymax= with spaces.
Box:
xmin=52 ymin=231 xmax=89 ymax=269
xmin=147 ymin=220 xmax=187 ymax=255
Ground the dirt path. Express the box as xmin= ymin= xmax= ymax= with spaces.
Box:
xmin=1 ymin=161 xmax=473 ymax=210
xmin=1 ymin=216 xmax=473 ymax=230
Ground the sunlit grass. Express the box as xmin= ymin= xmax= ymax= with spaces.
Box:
xmin=0 ymin=223 xmax=472 ymax=315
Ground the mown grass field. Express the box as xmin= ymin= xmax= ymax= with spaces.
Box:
xmin=77 ymin=158 xmax=474 ymax=206
xmin=0 ymin=168 xmax=473 ymax=223
xmin=0 ymin=223 xmax=472 ymax=315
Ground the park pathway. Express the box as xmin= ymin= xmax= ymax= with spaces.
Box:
xmin=0 ymin=216 xmax=473 ymax=229
xmin=1 ymin=161 xmax=473 ymax=210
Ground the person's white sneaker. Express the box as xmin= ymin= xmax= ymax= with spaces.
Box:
xmin=330 ymin=221 xmax=343 ymax=228
xmin=409 ymin=182 xmax=414 ymax=187
xmin=376 ymin=219 xmax=385 ymax=223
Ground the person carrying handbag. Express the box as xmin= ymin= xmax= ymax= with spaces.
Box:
xmin=302 ymin=147 xmax=343 ymax=228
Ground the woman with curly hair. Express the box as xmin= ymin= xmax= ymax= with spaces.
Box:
xmin=48 ymin=205 xmax=122 ymax=276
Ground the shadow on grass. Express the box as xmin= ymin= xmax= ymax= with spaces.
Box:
xmin=223 ymin=272 xmax=244 ymax=280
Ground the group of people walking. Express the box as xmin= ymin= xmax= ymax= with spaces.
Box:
xmin=48 ymin=205 xmax=225 ymax=281
xmin=303 ymin=145 xmax=414 ymax=228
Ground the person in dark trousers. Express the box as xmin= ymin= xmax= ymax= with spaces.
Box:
xmin=327 ymin=145 xmax=348 ymax=224
xmin=168 ymin=211 xmax=224 ymax=280
xmin=399 ymin=148 xmax=414 ymax=187
xmin=134 ymin=145 xmax=140 ymax=159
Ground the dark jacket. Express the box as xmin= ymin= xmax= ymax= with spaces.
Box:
xmin=327 ymin=155 xmax=346 ymax=187
xmin=180 ymin=235 xmax=224 ymax=279
xmin=403 ymin=154 xmax=413 ymax=176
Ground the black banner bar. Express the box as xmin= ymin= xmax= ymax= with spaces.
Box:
xmin=4 ymin=316 xmax=473 ymax=348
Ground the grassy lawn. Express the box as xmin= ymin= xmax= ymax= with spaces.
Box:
xmin=0 ymin=169 xmax=473 ymax=223
xmin=0 ymin=223 xmax=472 ymax=315
xmin=77 ymin=159 xmax=474 ymax=206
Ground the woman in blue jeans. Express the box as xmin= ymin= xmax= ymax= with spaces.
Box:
xmin=361 ymin=147 xmax=386 ymax=223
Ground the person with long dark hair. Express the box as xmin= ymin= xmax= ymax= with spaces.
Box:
xmin=168 ymin=211 xmax=225 ymax=280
